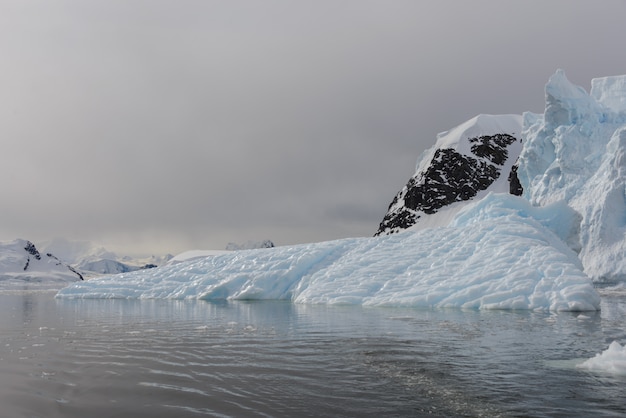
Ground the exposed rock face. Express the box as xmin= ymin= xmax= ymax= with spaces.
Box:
xmin=46 ymin=252 xmax=84 ymax=280
xmin=375 ymin=115 xmax=523 ymax=236
xmin=24 ymin=241 xmax=42 ymax=260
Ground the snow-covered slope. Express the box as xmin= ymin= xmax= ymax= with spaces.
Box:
xmin=376 ymin=114 xmax=523 ymax=235
xmin=518 ymin=70 xmax=626 ymax=282
xmin=0 ymin=239 xmax=83 ymax=284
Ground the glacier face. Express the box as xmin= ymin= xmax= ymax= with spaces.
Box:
xmin=518 ymin=70 xmax=626 ymax=282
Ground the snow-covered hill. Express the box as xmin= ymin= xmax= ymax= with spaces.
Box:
xmin=0 ymin=239 xmax=83 ymax=285
xmin=376 ymin=114 xmax=523 ymax=235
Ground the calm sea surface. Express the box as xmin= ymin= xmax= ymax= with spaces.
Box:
xmin=0 ymin=286 xmax=625 ymax=417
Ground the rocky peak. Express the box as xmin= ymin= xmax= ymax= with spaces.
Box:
xmin=376 ymin=115 xmax=523 ymax=236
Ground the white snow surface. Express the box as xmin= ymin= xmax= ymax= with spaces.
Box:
xmin=518 ymin=70 xmax=626 ymax=281
xmin=577 ymin=341 xmax=626 ymax=376
xmin=57 ymin=194 xmax=600 ymax=311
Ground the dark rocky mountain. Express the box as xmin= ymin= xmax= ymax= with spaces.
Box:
xmin=376 ymin=114 xmax=523 ymax=236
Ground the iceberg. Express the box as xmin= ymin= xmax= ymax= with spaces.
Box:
xmin=577 ymin=341 xmax=626 ymax=376
xmin=57 ymin=193 xmax=599 ymax=311
xmin=58 ymin=69 xmax=626 ymax=310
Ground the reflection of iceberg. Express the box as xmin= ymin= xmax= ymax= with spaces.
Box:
xmin=57 ymin=70 xmax=626 ymax=311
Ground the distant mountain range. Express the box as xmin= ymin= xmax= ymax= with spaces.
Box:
xmin=38 ymin=238 xmax=173 ymax=277
xmin=0 ymin=237 xmax=278 ymax=282
xmin=0 ymin=239 xmax=83 ymax=284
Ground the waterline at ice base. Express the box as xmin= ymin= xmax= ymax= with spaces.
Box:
xmin=57 ymin=70 xmax=626 ymax=311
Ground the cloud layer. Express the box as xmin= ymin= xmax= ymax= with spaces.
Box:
xmin=1 ymin=0 xmax=625 ymax=255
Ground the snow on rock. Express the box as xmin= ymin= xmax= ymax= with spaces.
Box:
xmin=0 ymin=239 xmax=83 ymax=285
xmin=57 ymin=194 xmax=600 ymax=312
xmin=518 ymin=70 xmax=626 ymax=282
xmin=375 ymin=114 xmax=523 ymax=235
xmin=577 ymin=341 xmax=626 ymax=376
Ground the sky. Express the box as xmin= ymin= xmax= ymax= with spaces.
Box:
xmin=1 ymin=0 xmax=625 ymax=256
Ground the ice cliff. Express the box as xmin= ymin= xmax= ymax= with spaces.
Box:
xmin=518 ymin=70 xmax=626 ymax=282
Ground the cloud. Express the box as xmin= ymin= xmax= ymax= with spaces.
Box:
xmin=1 ymin=0 xmax=625 ymax=255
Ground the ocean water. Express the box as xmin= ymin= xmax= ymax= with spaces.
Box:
xmin=0 ymin=287 xmax=625 ymax=417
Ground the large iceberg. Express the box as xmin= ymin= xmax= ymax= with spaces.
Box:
xmin=57 ymin=194 xmax=599 ymax=311
xmin=58 ymin=70 xmax=626 ymax=310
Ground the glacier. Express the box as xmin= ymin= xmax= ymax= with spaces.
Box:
xmin=57 ymin=69 xmax=626 ymax=311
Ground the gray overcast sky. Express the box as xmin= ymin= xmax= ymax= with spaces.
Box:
xmin=1 ymin=0 xmax=625 ymax=256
